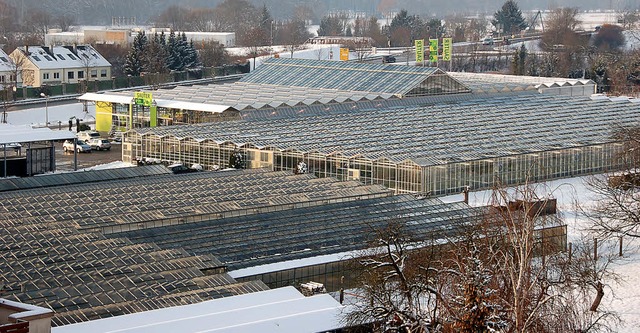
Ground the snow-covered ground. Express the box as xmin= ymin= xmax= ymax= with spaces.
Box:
xmin=442 ymin=176 xmax=640 ymax=332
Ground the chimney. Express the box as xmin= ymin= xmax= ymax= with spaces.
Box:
xmin=25 ymin=45 xmax=28 ymax=55
xmin=462 ymin=186 xmax=469 ymax=204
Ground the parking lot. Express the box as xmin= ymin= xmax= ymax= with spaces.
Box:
xmin=55 ymin=141 xmax=123 ymax=171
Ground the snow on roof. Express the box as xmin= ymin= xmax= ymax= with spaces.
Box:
xmin=79 ymin=93 xmax=232 ymax=113
xmin=0 ymin=124 xmax=76 ymax=145
xmin=0 ymin=48 xmax=14 ymax=72
xmin=52 ymin=287 xmax=344 ymax=333
xmin=16 ymin=45 xmax=110 ymax=70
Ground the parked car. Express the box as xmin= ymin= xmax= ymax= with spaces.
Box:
xmin=382 ymin=55 xmax=396 ymax=63
xmin=77 ymin=130 xmax=101 ymax=142
xmin=88 ymin=138 xmax=112 ymax=151
xmin=0 ymin=142 xmax=21 ymax=152
xmin=63 ymin=140 xmax=92 ymax=153
xmin=167 ymin=163 xmax=201 ymax=174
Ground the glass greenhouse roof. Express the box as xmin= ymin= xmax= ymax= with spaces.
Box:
xmin=136 ymin=94 xmax=640 ymax=166
xmin=240 ymin=58 xmax=467 ymax=95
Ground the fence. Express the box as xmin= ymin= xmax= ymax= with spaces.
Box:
xmin=6 ymin=63 xmax=250 ymax=101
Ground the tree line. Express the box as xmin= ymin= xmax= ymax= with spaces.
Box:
xmin=123 ymin=31 xmax=199 ymax=76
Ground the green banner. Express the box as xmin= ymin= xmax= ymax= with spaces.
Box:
xmin=134 ymin=91 xmax=153 ymax=107
xmin=429 ymin=39 xmax=438 ymax=63
xmin=442 ymin=38 xmax=452 ymax=61
xmin=415 ymin=39 xmax=424 ymax=62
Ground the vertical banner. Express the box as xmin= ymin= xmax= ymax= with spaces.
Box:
xmin=339 ymin=48 xmax=349 ymax=61
xmin=429 ymin=39 xmax=438 ymax=63
xmin=442 ymin=38 xmax=452 ymax=61
xmin=150 ymin=105 xmax=157 ymax=127
xmin=414 ymin=39 xmax=424 ymax=63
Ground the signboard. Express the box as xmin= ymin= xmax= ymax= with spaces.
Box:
xmin=442 ymin=38 xmax=452 ymax=61
xmin=429 ymin=39 xmax=438 ymax=63
xmin=414 ymin=39 xmax=424 ymax=63
xmin=134 ymin=92 xmax=153 ymax=107
xmin=339 ymin=48 xmax=349 ymax=61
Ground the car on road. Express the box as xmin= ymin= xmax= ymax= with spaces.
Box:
xmin=482 ymin=37 xmax=494 ymax=46
xmin=63 ymin=140 xmax=92 ymax=153
xmin=88 ymin=138 xmax=112 ymax=151
xmin=382 ymin=55 xmax=396 ymax=63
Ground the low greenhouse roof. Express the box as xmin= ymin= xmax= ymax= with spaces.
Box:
xmin=240 ymin=58 xmax=469 ymax=96
xmin=135 ymin=93 xmax=640 ymax=166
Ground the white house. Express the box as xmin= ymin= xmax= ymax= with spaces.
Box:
xmin=9 ymin=45 xmax=111 ymax=87
xmin=0 ymin=48 xmax=16 ymax=90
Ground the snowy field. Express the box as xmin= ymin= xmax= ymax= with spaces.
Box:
xmin=442 ymin=176 xmax=640 ymax=332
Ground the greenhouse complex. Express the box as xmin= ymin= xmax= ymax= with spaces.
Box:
xmin=82 ymin=58 xmax=634 ymax=196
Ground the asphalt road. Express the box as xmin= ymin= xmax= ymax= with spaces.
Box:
xmin=55 ymin=141 xmax=123 ymax=171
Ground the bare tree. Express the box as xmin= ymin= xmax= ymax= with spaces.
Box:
xmin=584 ymin=126 xmax=640 ymax=238
xmin=56 ymin=13 xmax=76 ymax=32
xmin=154 ymin=5 xmax=189 ymax=31
xmin=345 ymin=181 xmax=621 ymax=332
xmin=344 ymin=221 xmax=442 ymax=332
xmin=541 ymin=7 xmax=582 ymax=50
xmin=198 ymin=40 xmax=228 ymax=67
xmin=281 ymin=20 xmax=311 ymax=59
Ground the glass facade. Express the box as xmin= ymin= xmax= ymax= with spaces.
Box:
xmin=124 ymin=132 xmax=624 ymax=196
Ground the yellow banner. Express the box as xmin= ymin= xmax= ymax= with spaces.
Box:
xmin=442 ymin=38 xmax=452 ymax=61
xmin=134 ymin=91 xmax=153 ymax=107
xmin=414 ymin=39 xmax=424 ymax=63
xmin=339 ymin=48 xmax=349 ymax=61
xmin=429 ymin=39 xmax=438 ymax=62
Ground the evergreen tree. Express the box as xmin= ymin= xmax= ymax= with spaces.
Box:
xmin=317 ymin=14 xmax=347 ymax=36
xmin=182 ymin=35 xmax=200 ymax=69
xmin=492 ymin=0 xmax=527 ymax=36
xmin=512 ymin=44 xmax=527 ymax=75
xmin=165 ymin=31 xmax=183 ymax=71
xmin=124 ymin=31 xmax=147 ymax=76
xmin=143 ymin=33 xmax=168 ymax=74
xmin=258 ymin=4 xmax=273 ymax=45
xmin=345 ymin=25 xmax=352 ymax=37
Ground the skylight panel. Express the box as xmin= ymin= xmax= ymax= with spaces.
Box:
xmin=44 ymin=55 xmax=52 ymax=61
xmin=32 ymin=55 xmax=41 ymax=61
xmin=0 ymin=57 xmax=7 ymax=62
xmin=57 ymin=54 xmax=66 ymax=60
xmin=67 ymin=54 xmax=77 ymax=60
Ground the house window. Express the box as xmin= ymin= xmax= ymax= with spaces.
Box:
xmin=43 ymin=73 xmax=49 ymax=80
xmin=68 ymin=72 xmax=74 ymax=79
xmin=91 ymin=70 xmax=97 ymax=78
xmin=100 ymin=69 xmax=107 ymax=78
xmin=78 ymin=71 xmax=84 ymax=79
xmin=53 ymin=72 xmax=60 ymax=79
xmin=0 ymin=76 xmax=5 ymax=83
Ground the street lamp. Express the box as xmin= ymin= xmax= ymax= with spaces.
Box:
xmin=40 ymin=92 xmax=49 ymax=126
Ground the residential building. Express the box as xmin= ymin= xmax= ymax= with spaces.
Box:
xmin=45 ymin=28 xmax=236 ymax=48
xmin=9 ymin=45 xmax=111 ymax=87
xmin=0 ymin=48 xmax=16 ymax=90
